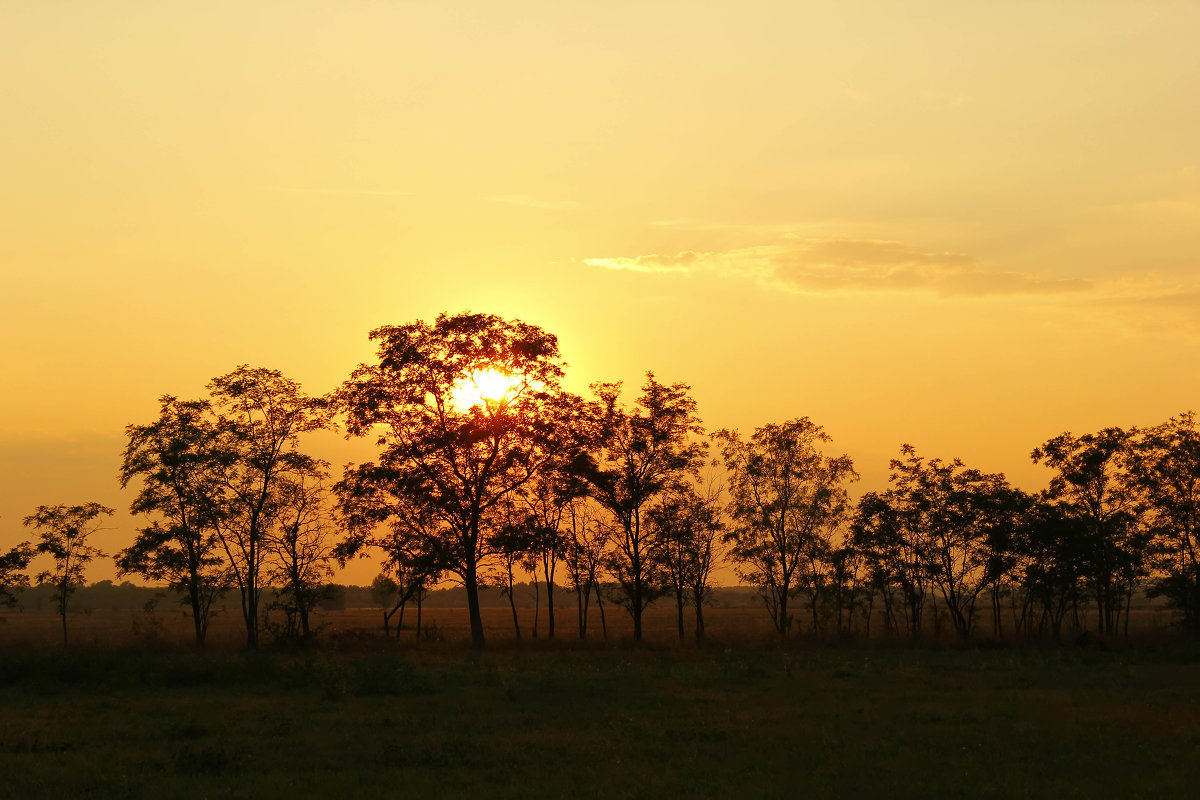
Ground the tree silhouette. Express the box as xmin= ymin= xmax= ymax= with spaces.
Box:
xmin=23 ymin=503 xmax=113 ymax=646
xmin=208 ymin=366 xmax=331 ymax=649
xmin=860 ymin=446 xmax=1023 ymax=638
xmin=1007 ymin=496 xmax=1092 ymax=637
xmin=650 ymin=481 xmax=722 ymax=640
xmin=263 ymin=471 xmax=338 ymax=642
xmin=1133 ymin=413 xmax=1200 ymax=632
xmin=0 ymin=538 xmax=35 ymax=608
xmin=562 ymin=498 xmax=608 ymax=639
xmin=506 ymin=463 xmax=584 ymax=639
xmin=577 ymin=373 xmax=706 ymax=642
xmin=336 ymin=485 xmax=443 ymax=640
xmin=116 ymin=395 xmax=229 ymax=646
xmin=716 ymin=419 xmax=857 ymax=637
xmin=1032 ymin=428 xmax=1149 ymax=636
xmin=338 ymin=312 xmax=569 ymax=648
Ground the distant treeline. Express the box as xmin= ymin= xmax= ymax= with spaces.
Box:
xmin=4 ymin=313 xmax=1199 ymax=650
xmin=2 ymin=581 xmax=763 ymax=615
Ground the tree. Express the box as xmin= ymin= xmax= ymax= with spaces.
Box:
xmin=1133 ymin=413 xmax=1200 ymax=632
xmin=1006 ymin=495 xmax=1092 ymax=638
xmin=562 ymin=498 xmax=609 ymax=640
xmin=23 ymin=503 xmax=113 ymax=645
xmin=339 ymin=312 xmax=569 ymax=648
xmin=208 ymin=366 xmax=331 ymax=649
xmin=862 ymin=446 xmax=1023 ymax=639
xmin=716 ymin=419 xmax=857 ymax=637
xmin=116 ymin=395 xmax=229 ymax=646
xmin=853 ymin=491 xmax=919 ymax=636
xmin=507 ymin=465 xmax=583 ymax=639
xmin=0 ymin=538 xmax=35 ymax=608
xmin=490 ymin=501 xmax=535 ymax=640
xmin=369 ymin=573 xmax=401 ymax=633
xmin=263 ymin=472 xmax=339 ymax=642
xmin=577 ymin=373 xmax=706 ymax=642
xmin=336 ymin=487 xmax=444 ymax=640
xmin=650 ymin=481 xmax=722 ymax=641
xmin=1032 ymin=428 xmax=1149 ymax=636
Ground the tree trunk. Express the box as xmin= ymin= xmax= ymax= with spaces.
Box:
xmin=596 ymin=583 xmax=608 ymax=640
xmin=675 ymin=587 xmax=686 ymax=641
xmin=531 ymin=574 xmax=540 ymax=639
xmin=58 ymin=585 xmax=68 ymax=647
xmin=777 ymin=589 xmax=789 ymax=637
xmin=576 ymin=581 xmax=589 ymax=640
xmin=465 ymin=564 xmax=485 ymax=649
xmin=507 ymin=579 xmax=522 ymax=641
xmin=189 ymin=585 xmax=205 ymax=646
xmin=632 ymin=579 xmax=643 ymax=642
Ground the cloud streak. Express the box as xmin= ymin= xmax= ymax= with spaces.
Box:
xmin=279 ymin=188 xmax=414 ymax=196
xmin=584 ymin=238 xmax=1093 ymax=298
xmin=487 ymin=194 xmax=582 ymax=211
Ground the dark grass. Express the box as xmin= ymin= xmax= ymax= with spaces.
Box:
xmin=2 ymin=640 xmax=1200 ymax=798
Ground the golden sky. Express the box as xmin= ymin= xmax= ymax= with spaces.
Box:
xmin=3 ymin=1 xmax=1199 ymax=583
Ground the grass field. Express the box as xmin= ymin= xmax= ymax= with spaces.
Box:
xmin=2 ymin=606 xmax=1199 ymax=798
xmin=0 ymin=596 xmax=1182 ymax=652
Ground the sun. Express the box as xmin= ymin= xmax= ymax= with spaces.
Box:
xmin=449 ymin=367 xmax=522 ymax=411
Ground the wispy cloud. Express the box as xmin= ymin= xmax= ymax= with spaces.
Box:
xmin=278 ymin=188 xmax=414 ymax=196
xmin=487 ymin=194 xmax=581 ymax=211
xmin=583 ymin=238 xmax=1092 ymax=298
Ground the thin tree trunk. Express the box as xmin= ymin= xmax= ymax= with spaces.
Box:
xmin=508 ymin=583 xmax=522 ymax=641
xmin=675 ymin=587 xmax=686 ymax=641
xmin=465 ymin=565 xmax=485 ymax=649
xmin=596 ymin=583 xmax=608 ymax=640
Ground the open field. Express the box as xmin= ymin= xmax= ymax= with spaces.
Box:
xmin=2 ymin=640 xmax=1199 ymax=798
xmin=0 ymin=597 xmax=1184 ymax=652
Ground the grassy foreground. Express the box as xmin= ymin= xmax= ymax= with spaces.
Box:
xmin=1 ymin=642 xmax=1199 ymax=799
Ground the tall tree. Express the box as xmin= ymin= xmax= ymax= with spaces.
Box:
xmin=562 ymin=498 xmax=608 ymax=640
xmin=116 ymin=395 xmax=228 ymax=646
xmin=23 ymin=503 xmax=113 ymax=646
xmin=853 ymin=491 xmax=920 ymax=636
xmin=578 ymin=373 xmax=706 ymax=642
xmin=263 ymin=471 xmax=338 ymax=642
xmin=208 ymin=366 xmax=331 ymax=649
xmin=716 ymin=419 xmax=857 ymax=637
xmin=490 ymin=501 xmax=535 ymax=640
xmin=863 ymin=447 xmax=1023 ymax=638
xmin=1007 ymin=495 xmax=1092 ymax=637
xmin=509 ymin=466 xmax=582 ymax=639
xmin=338 ymin=313 xmax=569 ymax=648
xmin=650 ymin=481 xmax=722 ymax=641
xmin=1032 ymin=428 xmax=1149 ymax=635
xmin=1133 ymin=413 xmax=1200 ymax=632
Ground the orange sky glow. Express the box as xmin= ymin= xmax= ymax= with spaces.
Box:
xmin=3 ymin=1 xmax=1199 ymax=584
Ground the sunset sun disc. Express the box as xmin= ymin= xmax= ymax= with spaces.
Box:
xmin=449 ymin=367 xmax=523 ymax=410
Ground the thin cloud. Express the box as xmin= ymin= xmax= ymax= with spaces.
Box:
xmin=278 ymin=188 xmax=414 ymax=196
xmin=583 ymin=238 xmax=1092 ymax=298
xmin=487 ymin=194 xmax=581 ymax=211
xmin=1098 ymin=283 xmax=1200 ymax=323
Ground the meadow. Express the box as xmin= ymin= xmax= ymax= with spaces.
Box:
xmin=2 ymin=606 xmax=1199 ymax=798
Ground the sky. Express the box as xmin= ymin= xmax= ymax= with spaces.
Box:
xmin=3 ymin=0 xmax=1199 ymax=584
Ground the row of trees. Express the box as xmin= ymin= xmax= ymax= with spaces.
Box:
xmin=3 ymin=313 xmax=1199 ymax=648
